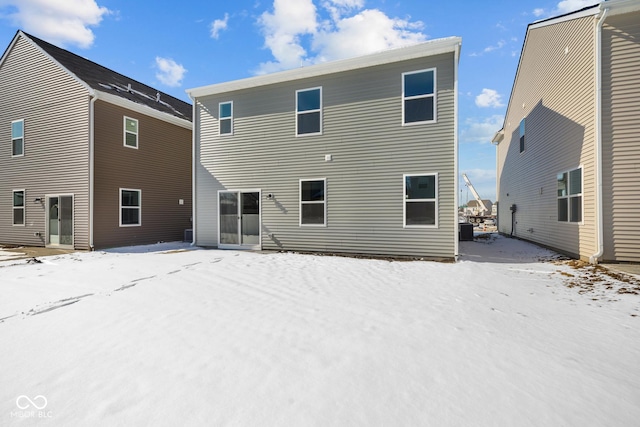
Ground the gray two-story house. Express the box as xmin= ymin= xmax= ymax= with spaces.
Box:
xmin=187 ymin=37 xmax=461 ymax=259
xmin=0 ymin=31 xmax=192 ymax=250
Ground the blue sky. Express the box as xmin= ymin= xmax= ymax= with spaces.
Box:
xmin=0 ymin=0 xmax=599 ymax=204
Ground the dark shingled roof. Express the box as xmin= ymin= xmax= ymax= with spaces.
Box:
xmin=22 ymin=31 xmax=192 ymax=122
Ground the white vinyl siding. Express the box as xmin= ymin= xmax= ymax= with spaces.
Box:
xmin=402 ymin=68 xmax=436 ymax=125
xmin=296 ymin=87 xmax=322 ymax=136
xmin=219 ymin=101 xmax=233 ymax=135
xmin=120 ymin=188 xmax=141 ymax=226
xmin=12 ymin=189 xmax=25 ymax=226
xmin=300 ymin=178 xmax=326 ymax=226
xmin=11 ymin=119 xmax=24 ymax=157
xmin=124 ymin=116 xmax=138 ymax=148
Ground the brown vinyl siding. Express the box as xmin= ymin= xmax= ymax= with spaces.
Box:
xmin=0 ymin=36 xmax=90 ymax=249
xmin=93 ymin=100 xmax=192 ymax=248
xmin=601 ymin=12 xmax=640 ymax=262
xmin=496 ymin=15 xmax=597 ymax=259
xmin=196 ymin=52 xmax=456 ymax=258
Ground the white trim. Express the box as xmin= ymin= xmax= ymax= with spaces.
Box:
xmin=219 ymin=101 xmax=234 ymax=136
xmin=556 ymin=166 xmax=584 ymax=225
xmin=187 ymin=37 xmax=461 ymax=98
xmin=299 ymin=178 xmax=327 ymax=227
xmin=12 ymin=189 xmax=25 ymax=226
xmin=191 ymin=101 xmax=197 ymax=245
xmin=98 ymin=91 xmax=192 ymax=130
xmin=123 ymin=116 xmax=139 ymax=149
xmin=11 ymin=119 xmax=24 ymax=157
xmin=453 ymin=43 xmax=460 ymax=259
xmin=296 ymin=87 xmax=323 ymax=136
xmin=402 ymin=68 xmax=437 ymax=126
xmin=217 ymin=189 xmax=262 ymax=250
xmin=89 ymin=94 xmax=97 ymax=250
xmin=44 ymin=194 xmax=75 ymax=248
xmin=403 ymin=173 xmax=439 ymax=229
xmin=119 ymin=188 xmax=142 ymax=227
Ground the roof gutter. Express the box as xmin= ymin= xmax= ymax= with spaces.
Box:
xmin=590 ymin=5 xmax=609 ymax=264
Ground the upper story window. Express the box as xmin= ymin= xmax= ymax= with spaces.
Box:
xmin=13 ymin=190 xmax=25 ymax=226
xmin=296 ymin=87 xmax=322 ymax=136
xmin=300 ymin=178 xmax=326 ymax=226
xmin=219 ymin=101 xmax=233 ymax=135
xmin=124 ymin=117 xmax=139 ymax=149
xmin=519 ymin=118 xmax=526 ymax=153
xmin=11 ymin=119 xmax=24 ymax=157
xmin=402 ymin=69 xmax=436 ymax=125
xmin=557 ymin=167 xmax=582 ymax=223
xmin=404 ymin=174 xmax=437 ymax=227
xmin=120 ymin=188 xmax=141 ymax=226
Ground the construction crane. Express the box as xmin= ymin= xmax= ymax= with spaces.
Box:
xmin=462 ymin=173 xmax=491 ymax=223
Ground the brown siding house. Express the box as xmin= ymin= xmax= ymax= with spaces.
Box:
xmin=0 ymin=31 xmax=192 ymax=250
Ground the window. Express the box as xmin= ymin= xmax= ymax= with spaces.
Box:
xmin=124 ymin=117 xmax=138 ymax=148
xmin=219 ymin=102 xmax=233 ymax=135
xmin=519 ymin=118 xmax=525 ymax=153
xmin=404 ymin=174 xmax=437 ymax=227
xmin=120 ymin=189 xmax=141 ymax=226
xmin=402 ymin=69 xmax=436 ymax=124
xmin=13 ymin=190 xmax=25 ymax=226
xmin=296 ymin=87 xmax=322 ymax=135
xmin=557 ymin=167 xmax=582 ymax=223
xmin=12 ymin=119 xmax=24 ymax=157
xmin=300 ymin=179 xmax=326 ymax=226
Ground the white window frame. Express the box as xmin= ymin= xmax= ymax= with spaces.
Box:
xmin=123 ymin=116 xmax=139 ymax=149
xmin=557 ymin=166 xmax=583 ymax=224
xmin=12 ymin=189 xmax=25 ymax=226
xmin=119 ymin=188 xmax=142 ymax=227
xmin=296 ymin=87 xmax=322 ymax=136
xmin=219 ymin=101 xmax=233 ymax=136
xmin=11 ymin=119 xmax=24 ymax=157
xmin=403 ymin=173 xmax=438 ymax=228
xmin=402 ymin=68 xmax=437 ymax=126
xmin=299 ymin=178 xmax=327 ymax=227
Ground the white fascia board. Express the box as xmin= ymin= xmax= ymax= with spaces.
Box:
xmin=96 ymin=90 xmax=192 ymax=130
xmin=187 ymin=37 xmax=462 ymax=99
xmin=605 ymin=0 xmax=640 ymax=16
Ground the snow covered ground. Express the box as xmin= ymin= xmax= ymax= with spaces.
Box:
xmin=1 ymin=234 xmax=639 ymax=426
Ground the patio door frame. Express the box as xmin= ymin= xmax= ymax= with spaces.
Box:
xmin=217 ymin=189 xmax=262 ymax=250
xmin=45 ymin=193 xmax=74 ymax=248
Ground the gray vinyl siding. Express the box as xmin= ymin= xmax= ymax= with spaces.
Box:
xmin=601 ymin=12 xmax=640 ymax=262
xmin=196 ymin=53 xmax=456 ymax=258
xmin=496 ymin=16 xmax=597 ymax=259
xmin=0 ymin=36 xmax=90 ymax=249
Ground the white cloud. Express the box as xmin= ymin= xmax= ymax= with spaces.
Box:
xmin=210 ymin=13 xmax=229 ymax=39
xmin=483 ymin=39 xmax=506 ymax=53
xmin=154 ymin=57 xmax=187 ymax=87
xmin=555 ymin=0 xmax=598 ymax=14
xmin=475 ymin=89 xmax=505 ymax=108
xmin=460 ymin=115 xmax=504 ymax=144
xmin=256 ymin=0 xmax=426 ymax=74
xmin=533 ymin=8 xmax=545 ymax=17
xmin=0 ymin=0 xmax=110 ymax=48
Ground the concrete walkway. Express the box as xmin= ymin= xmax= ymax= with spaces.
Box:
xmin=0 ymin=246 xmax=78 ymax=262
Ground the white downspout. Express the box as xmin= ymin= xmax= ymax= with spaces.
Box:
xmin=590 ymin=6 xmax=608 ymax=264
xmin=189 ymin=94 xmax=197 ymax=246
xmin=453 ymin=41 xmax=460 ymax=261
xmin=89 ymin=91 xmax=98 ymax=250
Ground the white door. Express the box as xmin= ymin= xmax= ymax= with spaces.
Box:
xmin=218 ymin=190 xmax=261 ymax=249
xmin=47 ymin=195 xmax=73 ymax=247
